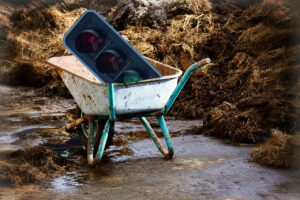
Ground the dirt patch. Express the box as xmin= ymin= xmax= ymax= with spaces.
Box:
xmin=109 ymin=147 xmax=134 ymax=157
xmin=113 ymin=137 xmax=129 ymax=146
xmin=251 ymin=130 xmax=297 ymax=168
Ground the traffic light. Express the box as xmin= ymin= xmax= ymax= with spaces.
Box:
xmin=63 ymin=10 xmax=161 ymax=83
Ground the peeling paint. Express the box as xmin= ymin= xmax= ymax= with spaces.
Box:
xmin=59 ymin=69 xmax=180 ymax=116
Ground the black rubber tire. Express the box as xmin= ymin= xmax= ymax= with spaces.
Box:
xmin=76 ymin=105 xmax=114 ymax=151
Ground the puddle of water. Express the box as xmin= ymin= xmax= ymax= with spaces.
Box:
xmin=114 ymin=117 xmax=202 ymax=135
xmin=11 ymin=128 xmax=41 ymax=137
xmin=41 ymin=134 xmax=298 ymax=200
xmin=0 ymin=135 xmax=17 ymax=144
xmin=0 ymin=84 xmax=75 ymax=158
xmin=6 ymin=117 xmax=22 ymax=122
xmin=47 ymin=172 xmax=85 ymax=192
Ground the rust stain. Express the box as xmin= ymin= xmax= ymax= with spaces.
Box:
xmin=65 ymin=116 xmax=88 ymax=130
xmin=102 ymin=90 xmax=108 ymax=96
xmin=87 ymin=115 xmax=96 ymax=166
xmin=152 ymin=109 xmax=162 ymax=117
xmin=58 ymin=70 xmax=65 ymax=79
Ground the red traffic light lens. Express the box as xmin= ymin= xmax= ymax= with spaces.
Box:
xmin=96 ymin=50 xmax=123 ymax=73
xmin=75 ymin=30 xmax=103 ymax=53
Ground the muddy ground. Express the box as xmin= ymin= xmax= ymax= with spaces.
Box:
xmin=0 ymin=83 xmax=203 ymax=186
xmin=0 ymin=0 xmax=299 ymax=153
xmin=0 ymin=0 xmax=299 ymax=196
xmin=0 ymin=84 xmax=299 ymax=199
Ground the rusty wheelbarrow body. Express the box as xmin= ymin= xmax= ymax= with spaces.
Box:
xmin=47 ymin=55 xmax=210 ymax=166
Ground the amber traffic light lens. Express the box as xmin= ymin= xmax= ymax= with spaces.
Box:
xmin=75 ymin=30 xmax=103 ymax=53
xmin=96 ymin=50 xmax=123 ymax=73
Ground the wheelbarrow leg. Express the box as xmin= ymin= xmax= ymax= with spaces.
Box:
xmin=140 ymin=117 xmax=174 ymax=159
xmin=87 ymin=118 xmax=95 ymax=166
xmin=95 ymin=119 xmax=111 ymax=161
xmin=87 ymin=118 xmax=111 ymax=166
xmin=157 ymin=115 xmax=174 ymax=158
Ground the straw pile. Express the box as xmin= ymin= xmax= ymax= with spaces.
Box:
xmin=0 ymin=146 xmax=67 ymax=186
xmin=113 ymin=0 xmax=299 ymax=144
xmin=111 ymin=0 xmax=299 ymax=167
xmin=0 ymin=5 xmax=86 ymax=96
xmin=251 ymin=129 xmax=296 ymax=168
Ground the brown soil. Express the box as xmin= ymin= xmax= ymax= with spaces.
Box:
xmin=0 ymin=122 xmax=84 ymax=186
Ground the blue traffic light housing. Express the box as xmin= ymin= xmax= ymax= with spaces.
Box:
xmin=63 ymin=10 xmax=161 ymax=83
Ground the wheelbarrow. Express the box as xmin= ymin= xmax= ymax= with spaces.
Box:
xmin=47 ymin=55 xmax=210 ymax=166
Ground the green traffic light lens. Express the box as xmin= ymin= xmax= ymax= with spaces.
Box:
xmin=122 ymin=70 xmax=142 ymax=83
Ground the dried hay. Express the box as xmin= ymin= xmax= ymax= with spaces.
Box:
xmin=0 ymin=146 xmax=67 ymax=186
xmin=0 ymin=6 xmax=86 ymax=93
xmin=109 ymin=0 xmax=212 ymax=30
xmin=117 ymin=0 xmax=299 ymax=147
xmin=251 ymin=130 xmax=296 ymax=168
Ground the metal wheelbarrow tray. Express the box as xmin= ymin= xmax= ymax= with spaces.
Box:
xmin=47 ymin=55 xmax=210 ymax=166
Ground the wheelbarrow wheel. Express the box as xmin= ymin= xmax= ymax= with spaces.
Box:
xmin=76 ymin=105 xmax=114 ymax=151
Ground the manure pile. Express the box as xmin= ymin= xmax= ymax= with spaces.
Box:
xmin=251 ymin=129 xmax=296 ymax=168
xmin=0 ymin=145 xmax=85 ymax=185
xmin=0 ymin=0 xmax=299 ymax=168
xmin=109 ymin=0 xmax=300 ymax=167
xmin=113 ymin=0 xmax=299 ymax=143
xmin=0 ymin=146 xmax=68 ymax=186
xmin=0 ymin=3 xmax=87 ymax=96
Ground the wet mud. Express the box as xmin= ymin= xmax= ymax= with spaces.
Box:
xmin=2 ymin=136 xmax=300 ymax=199
xmin=0 ymin=84 xmax=202 ymax=186
xmin=0 ymin=84 xmax=299 ymax=199
xmin=0 ymin=84 xmax=79 ymax=185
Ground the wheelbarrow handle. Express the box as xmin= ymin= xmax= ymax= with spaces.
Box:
xmin=161 ymin=58 xmax=211 ymax=115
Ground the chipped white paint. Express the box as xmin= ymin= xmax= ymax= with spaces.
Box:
xmin=59 ymin=71 xmax=110 ymax=115
xmin=59 ymin=70 xmax=180 ymax=115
